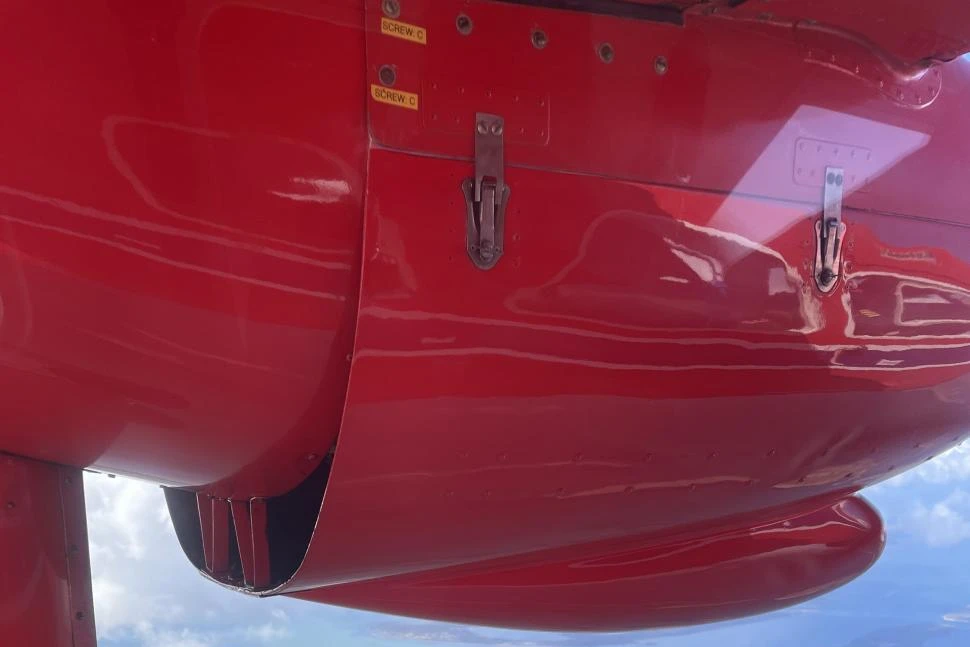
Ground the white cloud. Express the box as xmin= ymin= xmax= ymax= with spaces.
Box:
xmin=83 ymin=473 xmax=300 ymax=647
xmin=944 ymin=607 xmax=970 ymax=624
xmin=906 ymin=489 xmax=970 ymax=547
xmin=885 ymin=442 xmax=970 ymax=487
xmin=134 ymin=622 xmax=214 ymax=647
xmin=244 ymin=622 xmax=290 ymax=642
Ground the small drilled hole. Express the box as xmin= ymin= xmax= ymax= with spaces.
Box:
xmin=598 ymin=43 xmax=614 ymax=63
xmin=456 ymin=14 xmax=473 ymax=35
xmin=381 ymin=0 xmax=400 ymax=19
xmin=532 ymin=29 xmax=548 ymax=49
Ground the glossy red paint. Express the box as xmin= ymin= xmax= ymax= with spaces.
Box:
xmin=0 ymin=454 xmax=95 ymax=647
xmin=3 ymin=0 xmax=970 ymax=640
xmin=0 ymin=0 xmax=367 ymax=497
xmin=296 ymin=495 xmax=884 ymax=630
xmin=277 ymin=0 xmax=970 ymax=616
xmin=277 ymin=151 xmax=970 ymax=592
xmin=367 ymin=0 xmax=970 ymax=222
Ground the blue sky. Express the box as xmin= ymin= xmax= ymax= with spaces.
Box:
xmin=85 ymin=442 xmax=970 ymax=647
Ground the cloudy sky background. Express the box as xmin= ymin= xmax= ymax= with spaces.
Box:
xmin=86 ymin=442 xmax=970 ymax=647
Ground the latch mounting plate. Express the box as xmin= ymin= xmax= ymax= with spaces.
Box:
xmin=462 ymin=113 xmax=510 ymax=270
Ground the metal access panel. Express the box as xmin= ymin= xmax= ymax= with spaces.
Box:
xmin=363 ymin=0 xmax=970 ymax=224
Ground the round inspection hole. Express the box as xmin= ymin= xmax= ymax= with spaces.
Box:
xmin=456 ymin=14 xmax=473 ymax=35
xmin=378 ymin=65 xmax=396 ymax=87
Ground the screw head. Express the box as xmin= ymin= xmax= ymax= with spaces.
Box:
xmin=456 ymin=14 xmax=472 ymax=35
xmin=532 ymin=29 xmax=548 ymax=49
xmin=654 ymin=55 xmax=668 ymax=75
xmin=491 ymin=122 xmax=504 ymax=136
xmin=477 ymin=120 xmax=489 ymax=135
xmin=598 ymin=43 xmax=614 ymax=63
xmin=381 ymin=0 xmax=400 ymax=19
xmin=378 ymin=65 xmax=396 ymax=87
xmin=818 ymin=269 xmax=836 ymax=284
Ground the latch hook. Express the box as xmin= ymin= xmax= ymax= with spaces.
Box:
xmin=462 ymin=113 xmax=510 ymax=270
xmin=815 ymin=166 xmax=847 ymax=293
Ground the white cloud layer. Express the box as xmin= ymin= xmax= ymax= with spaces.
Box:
xmin=84 ymin=473 xmax=296 ymax=647
xmin=885 ymin=442 xmax=970 ymax=487
xmin=906 ymin=489 xmax=970 ymax=547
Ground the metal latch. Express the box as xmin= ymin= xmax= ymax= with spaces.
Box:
xmin=815 ymin=166 xmax=847 ymax=293
xmin=462 ymin=113 xmax=510 ymax=270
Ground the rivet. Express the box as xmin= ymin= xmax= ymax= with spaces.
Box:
xmin=491 ymin=122 xmax=503 ymax=136
xmin=654 ymin=56 xmax=668 ymax=75
xmin=598 ymin=42 xmax=615 ymax=63
xmin=75 ymin=612 xmax=85 ymax=621
xmin=381 ymin=0 xmax=400 ymax=19
xmin=456 ymin=14 xmax=473 ymax=35
xmin=5 ymin=501 xmax=14 ymax=510
xmin=532 ymin=29 xmax=548 ymax=49
xmin=378 ymin=65 xmax=396 ymax=87
xmin=477 ymin=120 xmax=488 ymax=135
xmin=306 ymin=453 xmax=318 ymax=461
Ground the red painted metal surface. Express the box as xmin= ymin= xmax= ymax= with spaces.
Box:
xmin=0 ymin=0 xmax=367 ymax=498
xmin=3 ymin=0 xmax=970 ymax=639
xmin=296 ymin=495 xmax=884 ymax=630
xmin=276 ymin=150 xmax=970 ymax=592
xmin=231 ymin=499 xmax=272 ymax=589
xmin=0 ymin=455 xmax=95 ymax=647
xmin=366 ymin=0 xmax=970 ymax=223
xmin=231 ymin=500 xmax=256 ymax=586
xmin=719 ymin=0 xmax=970 ymax=63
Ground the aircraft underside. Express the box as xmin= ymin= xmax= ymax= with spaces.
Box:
xmin=3 ymin=0 xmax=970 ymax=644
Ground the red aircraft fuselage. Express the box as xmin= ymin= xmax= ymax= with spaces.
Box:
xmin=3 ymin=0 xmax=970 ymax=644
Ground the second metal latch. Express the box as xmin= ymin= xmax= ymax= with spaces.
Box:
xmin=815 ymin=166 xmax=847 ymax=293
xmin=462 ymin=113 xmax=510 ymax=270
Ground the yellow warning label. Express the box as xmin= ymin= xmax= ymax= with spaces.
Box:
xmin=380 ymin=17 xmax=427 ymax=45
xmin=371 ymin=84 xmax=420 ymax=111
